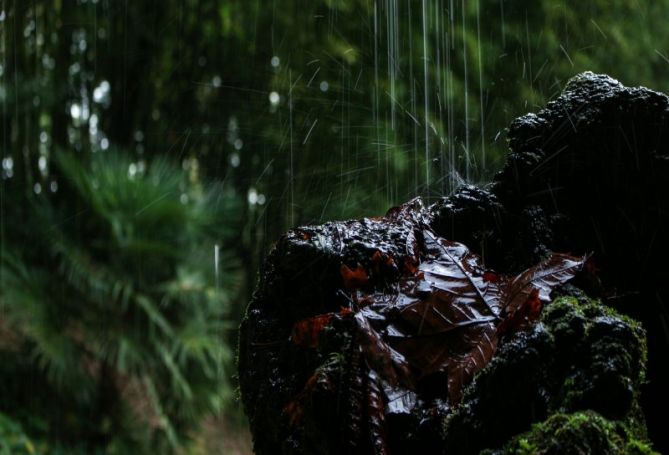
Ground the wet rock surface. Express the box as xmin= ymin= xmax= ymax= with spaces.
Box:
xmin=238 ymin=201 xmax=430 ymax=455
xmin=431 ymin=71 xmax=669 ymax=451
xmin=443 ymin=296 xmax=647 ymax=454
xmin=486 ymin=411 xmax=657 ymax=455
xmin=239 ymin=72 xmax=666 ymax=454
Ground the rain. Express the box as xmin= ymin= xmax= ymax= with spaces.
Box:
xmin=1 ymin=1 xmax=669 ymax=453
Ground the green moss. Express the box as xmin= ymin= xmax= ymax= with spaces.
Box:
xmin=546 ymin=297 xmax=647 ymax=420
xmin=499 ymin=411 xmax=658 ymax=455
xmin=443 ymin=296 xmax=650 ymax=454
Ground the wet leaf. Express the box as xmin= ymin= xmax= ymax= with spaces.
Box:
xmin=291 ymin=314 xmax=334 ymax=348
xmin=353 ymin=312 xmax=413 ymax=388
xmin=341 ymin=263 xmax=369 ymax=290
xmin=288 ymin=226 xmax=585 ymax=413
xmin=387 ymin=230 xmax=585 ymax=403
xmin=500 ymin=253 xmax=588 ymax=319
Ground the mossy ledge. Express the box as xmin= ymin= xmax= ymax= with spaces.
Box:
xmin=443 ymin=296 xmax=652 ymax=454
xmin=487 ymin=411 xmax=657 ymax=455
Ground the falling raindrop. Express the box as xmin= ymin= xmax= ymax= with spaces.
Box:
xmin=214 ymin=244 xmax=220 ymax=290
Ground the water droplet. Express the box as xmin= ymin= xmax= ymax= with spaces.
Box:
xmin=230 ymin=153 xmax=240 ymax=167
xmin=180 ymin=193 xmax=189 ymax=204
xmin=319 ymin=81 xmax=329 ymax=92
xmin=33 ymin=182 xmax=42 ymax=194
xmin=212 ymin=75 xmax=222 ymax=87
xmin=234 ymin=139 xmax=243 ymax=150
xmin=100 ymin=138 xmax=109 ymax=150
xmin=271 ymin=56 xmax=280 ymax=68
xmin=50 ymin=181 xmax=58 ymax=192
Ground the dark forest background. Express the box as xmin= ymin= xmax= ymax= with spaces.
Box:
xmin=1 ymin=0 xmax=669 ymax=453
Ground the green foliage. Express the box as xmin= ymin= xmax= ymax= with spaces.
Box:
xmin=0 ymin=151 xmax=242 ymax=453
xmin=5 ymin=1 xmax=669 ymax=239
xmin=496 ymin=411 xmax=658 ymax=455
xmin=443 ymin=296 xmax=649 ymax=454
xmin=0 ymin=413 xmax=37 ymax=455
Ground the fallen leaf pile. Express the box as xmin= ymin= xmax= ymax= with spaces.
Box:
xmin=289 ymin=225 xmax=585 ymax=426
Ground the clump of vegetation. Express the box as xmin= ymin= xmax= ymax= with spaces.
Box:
xmin=493 ymin=411 xmax=657 ymax=455
xmin=443 ymin=296 xmax=649 ymax=454
xmin=0 ymin=152 xmax=242 ymax=453
xmin=0 ymin=413 xmax=37 ymax=455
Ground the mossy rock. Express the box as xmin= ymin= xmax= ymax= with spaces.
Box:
xmin=489 ymin=411 xmax=658 ymax=455
xmin=443 ymin=296 xmax=650 ymax=454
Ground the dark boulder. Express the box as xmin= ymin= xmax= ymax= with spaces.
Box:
xmin=238 ymin=72 xmax=665 ymax=453
xmin=238 ymin=201 xmax=433 ymax=455
xmin=433 ymin=71 xmax=669 ymax=281
xmin=442 ymin=296 xmax=647 ymax=454
xmin=431 ymin=72 xmax=669 ymax=451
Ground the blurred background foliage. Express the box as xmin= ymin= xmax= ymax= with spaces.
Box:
xmin=1 ymin=0 xmax=669 ymax=453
